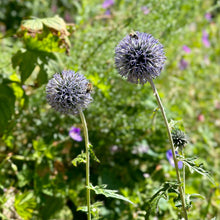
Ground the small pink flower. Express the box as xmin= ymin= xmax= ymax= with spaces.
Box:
xmin=205 ymin=13 xmax=212 ymax=22
xmin=182 ymin=45 xmax=191 ymax=53
xmin=51 ymin=5 xmax=57 ymax=13
xmin=202 ymin=30 xmax=210 ymax=48
xmin=141 ymin=6 xmax=150 ymax=15
xmin=214 ymin=100 xmax=220 ymax=109
xmin=197 ymin=114 xmax=205 ymax=122
xmin=102 ymin=0 xmax=114 ymax=9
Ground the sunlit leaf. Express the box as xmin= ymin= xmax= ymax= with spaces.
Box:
xmin=177 ymin=155 xmax=215 ymax=184
xmin=17 ymin=15 xmax=74 ymax=54
xmin=72 ymin=152 xmax=86 ymax=167
xmin=89 ymin=144 xmax=100 ymax=163
xmin=14 ymin=191 xmax=37 ymax=220
xmin=88 ymin=184 xmax=134 ymax=204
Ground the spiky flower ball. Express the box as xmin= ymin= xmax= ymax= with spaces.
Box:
xmin=46 ymin=70 xmax=93 ymax=115
xmin=172 ymin=129 xmax=188 ymax=149
xmin=115 ymin=31 xmax=166 ymax=84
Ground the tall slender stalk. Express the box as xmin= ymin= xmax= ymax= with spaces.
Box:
xmin=79 ymin=109 xmax=91 ymax=220
xmin=148 ymin=78 xmax=188 ymax=220
xmin=181 ymin=149 xmax=186 ymax=195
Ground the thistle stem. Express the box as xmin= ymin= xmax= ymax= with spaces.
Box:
xmin=148 ymin=78 xmax=188 ymax=220
xmin=182 ymin=149 xmax=186 ymax=194
xmin=79 ymin=109 xmax=91 ymax=220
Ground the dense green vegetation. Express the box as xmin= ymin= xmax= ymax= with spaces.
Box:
xmin=0 ymin=0 xmax=219 ymax=219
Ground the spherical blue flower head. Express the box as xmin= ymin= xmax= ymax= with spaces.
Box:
xmin=115 ymin=31 xmax=166 ymax=84
xmin=46 ymin=70 xmax=93 ymax=115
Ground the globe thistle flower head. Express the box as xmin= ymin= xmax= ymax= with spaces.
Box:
xmin=46 ymin=70 xmax=93 ymax=115
xmin=115 ymin=31 xmax=166 ymax=84
xmin=172 ymin=129 xmax=188 ymax=149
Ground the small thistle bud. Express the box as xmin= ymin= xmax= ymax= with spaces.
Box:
xmin=115 ymin=31 xmax=166 ymax=84
xmin=46 ymin=70 xmax=93 ymax=115
xmin=172 ymin=129 xmax=188 ymax=149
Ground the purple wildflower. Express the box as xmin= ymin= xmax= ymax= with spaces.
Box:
xmin=102 ymin=0 xmax=114 ymax=9
xmin=182 ymin=45 xmax=191 ymax=53
xmin=179 ymin=59 xmax=188 ymax=70
xmin=202 ymin=30 xmax=210 ymax=48
xmin=166 ymin=149 xmax=183 ymax=169
xmin=141 ymin=6 xmax=150 ymax=15
xmin=69 ymin=127 xmax=82 ymax=142
xmin=115 ymin=31 xmax=166 ymax=84
xmin=104 ymin=9 xmax=111 ymax=16
xmin=205 ymin=13 xmax=212 ymax=22
xmin=46 ymin=70 xmax=93 ymax=115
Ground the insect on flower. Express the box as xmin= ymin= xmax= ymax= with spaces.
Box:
xmin=86 ymin=83 xmax=93 ymax=93
xmin=129 ymin=31 xmax=138 ymax=39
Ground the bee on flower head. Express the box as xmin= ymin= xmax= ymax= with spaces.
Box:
xmin=129 ymin=31 xmax=138 ymax=39
xmin=86 ymin=83 xmax=93 ymax=93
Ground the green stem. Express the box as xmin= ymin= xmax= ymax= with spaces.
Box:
xmin=79 ymin=109 xmax=91 ymax=220
xmin=182 ymin=149 xmax=186 ymax=195
xmin=148 ymin=78 xmax=188 ymax=220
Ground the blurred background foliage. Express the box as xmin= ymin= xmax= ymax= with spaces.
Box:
xmin=0 ymin=0 xmax=220 ymax=219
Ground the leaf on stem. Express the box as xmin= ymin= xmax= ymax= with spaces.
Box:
xmin=72 ymin=152 xmax=86 ymax=167
xmin=89 ymin=144 xmax=100 ymax=163
xmin=146 ymin=182 xmax=180 ymax=216
xmin=88 ymin=184 xmax=134 ymax=204
xmin=174 ymin=193 xmax=205 ymax=209
xmin=177 ymin=155 xmax=215 ymax=184
xmin=77 ymin=201 xmax=103 ymax=219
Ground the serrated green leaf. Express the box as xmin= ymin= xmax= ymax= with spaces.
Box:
xmin=72 ymin=152 xmax=86 ymax=167
xmin=21 ymin=18 xmax=43 ymax=31
xmin=17 ymin=16 xmax=72 ymax=54
xmin=146 ymin=182 xmax=180 ymax=215
xmin=42 ymin=16 xmax=68 ymax=33
xmin=178 ymin=155 xmax=215 ymax=184
xmin=88 ymin=184 xmax=134 ymax=204
xmin=89 ymin=144 xmax=100 ymax=163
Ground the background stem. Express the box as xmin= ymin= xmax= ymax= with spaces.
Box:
xmin=79 ymin=109 xmax=91 ymax=220
xmin=182 ymin=149 xmax=186 ymax=195
xmin=148 ymin=78 xmax=188 ymax=220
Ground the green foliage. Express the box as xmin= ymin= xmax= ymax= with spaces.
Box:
xmin=178 ymin=155 xmax=215 ymax=184
xmin=14 ymin=191 xmax=37 ymax=220
xmin=146 ymin=181 xmax=180 ymax=216
xmin=0 ymin=0 xmax=220 ymax=219
xmin=77 ymin=201 xmax=103 ymax=219
xmin=72 ymin=151 xmax=86 ymax=166
xmin=88 ymin=184 xmax=134 ymax=204
xmin=17 ymin=16 xmax=74 ymax=53
xmin=0 ymin=84 xmax=15 ymax=135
